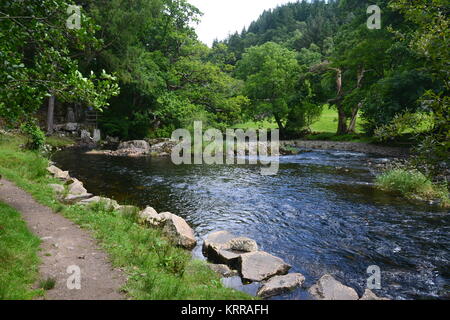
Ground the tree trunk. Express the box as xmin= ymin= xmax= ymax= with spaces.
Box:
xmin=347 ymin=102 xmax=361 ymax=134
xmin=274 ymin=114 xmax=285 ymax=138
xmin=47 ymin=95 xmax=55 ymax=135
xmin=336 ymin=103 xmax=348 ymax=135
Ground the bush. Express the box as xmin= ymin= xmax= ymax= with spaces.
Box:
xmin=20 ymin=120 xmax=45 ymax=150
xmin=376 ymin=168 xmax=449 ymax=206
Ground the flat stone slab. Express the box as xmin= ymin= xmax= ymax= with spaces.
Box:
xmin=239 ymin=251 xmax=291 ymax=282
xmin=308 ymin=274 xmax=359 ymax=300
xmin=257 ymin=273 xmax=305 ymax=298
xmin=203 ymin=231 xmax=258 ymax=268
xmin=63 ymin=193 xmax=93 ymax=204
xmin=78 ymin=196 xmax=120 ymax=210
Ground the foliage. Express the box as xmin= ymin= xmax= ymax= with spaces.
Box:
xmin=20 ymin=120 xmax=46 ymax=150
xmin=0 ymin=0 xmax=119 ymax=126
xmin=374 ymin=111 xmax=434 ymax=142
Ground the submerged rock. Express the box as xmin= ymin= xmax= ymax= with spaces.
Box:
xmin=360 ymin=289 xmax=390 ymax=300
xmin=239 ymin=251 xmax=291 ymax=282
xmin=257 ymin=273 xmax=305 ymax=298
xmin=308 ymin=274 xmax=359 ymax=300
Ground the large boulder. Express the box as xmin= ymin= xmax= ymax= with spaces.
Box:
xmin=67 ymin=179 xmax=88 ymax=195
xmin=308 ymin=274 xmax=359 ymax=300
xmin=360 ymin=289 xmax=390 ymax=300
xmin=239 ymin=251 xmax=291 ymax=282
xmin=224 ymin=237 xmax=258 ymax=252
xmin=257 ymin=273 xmax=305 ymax=298
xmin=47 ymin=165 xmax=70 ymax=181
xmin=162 ymin=213 xmax=197 ymax=250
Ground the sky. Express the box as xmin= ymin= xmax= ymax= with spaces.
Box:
xmin=188 ymin=0 xmax=294 ymax=46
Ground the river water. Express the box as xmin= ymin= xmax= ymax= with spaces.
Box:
xmin=52 ymin=148 xmax=449 ymax=300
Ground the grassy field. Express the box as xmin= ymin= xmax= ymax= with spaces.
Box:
xmin=0 ymin=134 xmax=252 ymax=300
xmin=0 ymin=201 xmax=42 ymax=299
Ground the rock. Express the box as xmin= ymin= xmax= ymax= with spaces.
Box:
xmin=93 ymin=129 xmax=101 ymax=143
xmin=162 ymin=213 xmax=197 ymax=250
xmin=308 ymin=274 xmax=359 ymax=300
xmin=257 ymin=273 xmax=305 ymax=298
xmin=239 ymin=251 xmax=291 ymax=282
xmin=63 ymin=193 xmax=93 ymax=204
xmin=47 ymin=165 xmax=70 ymax=180
xmin=207 ymin=264 xmax=238 ymax=278
xmin=360 ymin=289 xmax=390 ymax=300
xmin=203 ymin=231 xmax=259 ymax=268
xmin=224 ymin=237 xmax=258 ymax=252
xmin=67 ymin=179 xmax=88 ymax=195
xmin=80 ymin=130 xmax=92 ymax=143
xmin=65 ymin=123 xmax=79 ymax=132
xmin=48 ymin=184 xmax=65 ymax=194
xmin=139 ymin=207 xmax=172 ymax=227
xmin=118 ymin=140 xmax=150 ymax=153
xmin=78 ymin=196 xmax=120 ymax=210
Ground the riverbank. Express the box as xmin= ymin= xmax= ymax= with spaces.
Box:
xmin=0 ymin=134 xmax=252 ymax=300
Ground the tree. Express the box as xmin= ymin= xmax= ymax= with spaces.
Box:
xmin=235 ymin=42 xmax=300 ymax=136
xmin=0 ymin=0 xmax=119 ymax=137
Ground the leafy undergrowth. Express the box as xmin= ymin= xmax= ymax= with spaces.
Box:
xmin=0 ymin=202 xmax=42 ymax=300
xmin=376 ymin=168 xmax=449 ymax=208
xmin=0 ymin=134 xmax=252 ymax=300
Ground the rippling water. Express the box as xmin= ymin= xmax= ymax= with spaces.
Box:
xmin=52 ymin=148 xmax=449 ymax=300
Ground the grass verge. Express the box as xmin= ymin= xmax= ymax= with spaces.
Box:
xmin=0 ymin=134 xmax=252 ymax=300
xmin=376 ymin=168 xmax=449 ymax=207
xmin=0 ymin=201 xmax=42 ymax=299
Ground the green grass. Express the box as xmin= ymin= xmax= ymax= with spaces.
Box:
xmin=376 ymin=168 xmax=449 ymax=207
xmin=0 ymin=134 xmax=252 ymax=300
xmin=45 ymin=136 xmax=76 ymax=148
xmin=0 ymin=201 xmax=42 ymax=300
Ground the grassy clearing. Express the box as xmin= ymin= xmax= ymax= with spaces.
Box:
xmin=376 ymin=168 xmax=449 ymax=207
xmin=0 ymin=134 xmax=252 ymax=300
xmin=0 ymin=201 xmax=42 ymax=300
xmin=45 ymin=136 xmax=76 ymax=148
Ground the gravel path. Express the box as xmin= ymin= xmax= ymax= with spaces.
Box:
xmin=0 ymin=178 xmax=126 ymax=300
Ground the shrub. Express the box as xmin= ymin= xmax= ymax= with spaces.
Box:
xmin=20 ymin=120 xmax=45 ymax=150
xmin=376 ymin=168 xmax=449 ymax=206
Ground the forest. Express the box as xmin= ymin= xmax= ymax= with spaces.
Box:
xmin=0 ymin=0 xmax=449 ymax=178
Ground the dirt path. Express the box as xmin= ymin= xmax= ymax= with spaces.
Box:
xmin=0 ymin=178 xmax=126 ymax=300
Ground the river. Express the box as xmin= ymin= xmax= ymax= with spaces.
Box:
xmin=52 ymin=148 xmax=449 ymax=300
